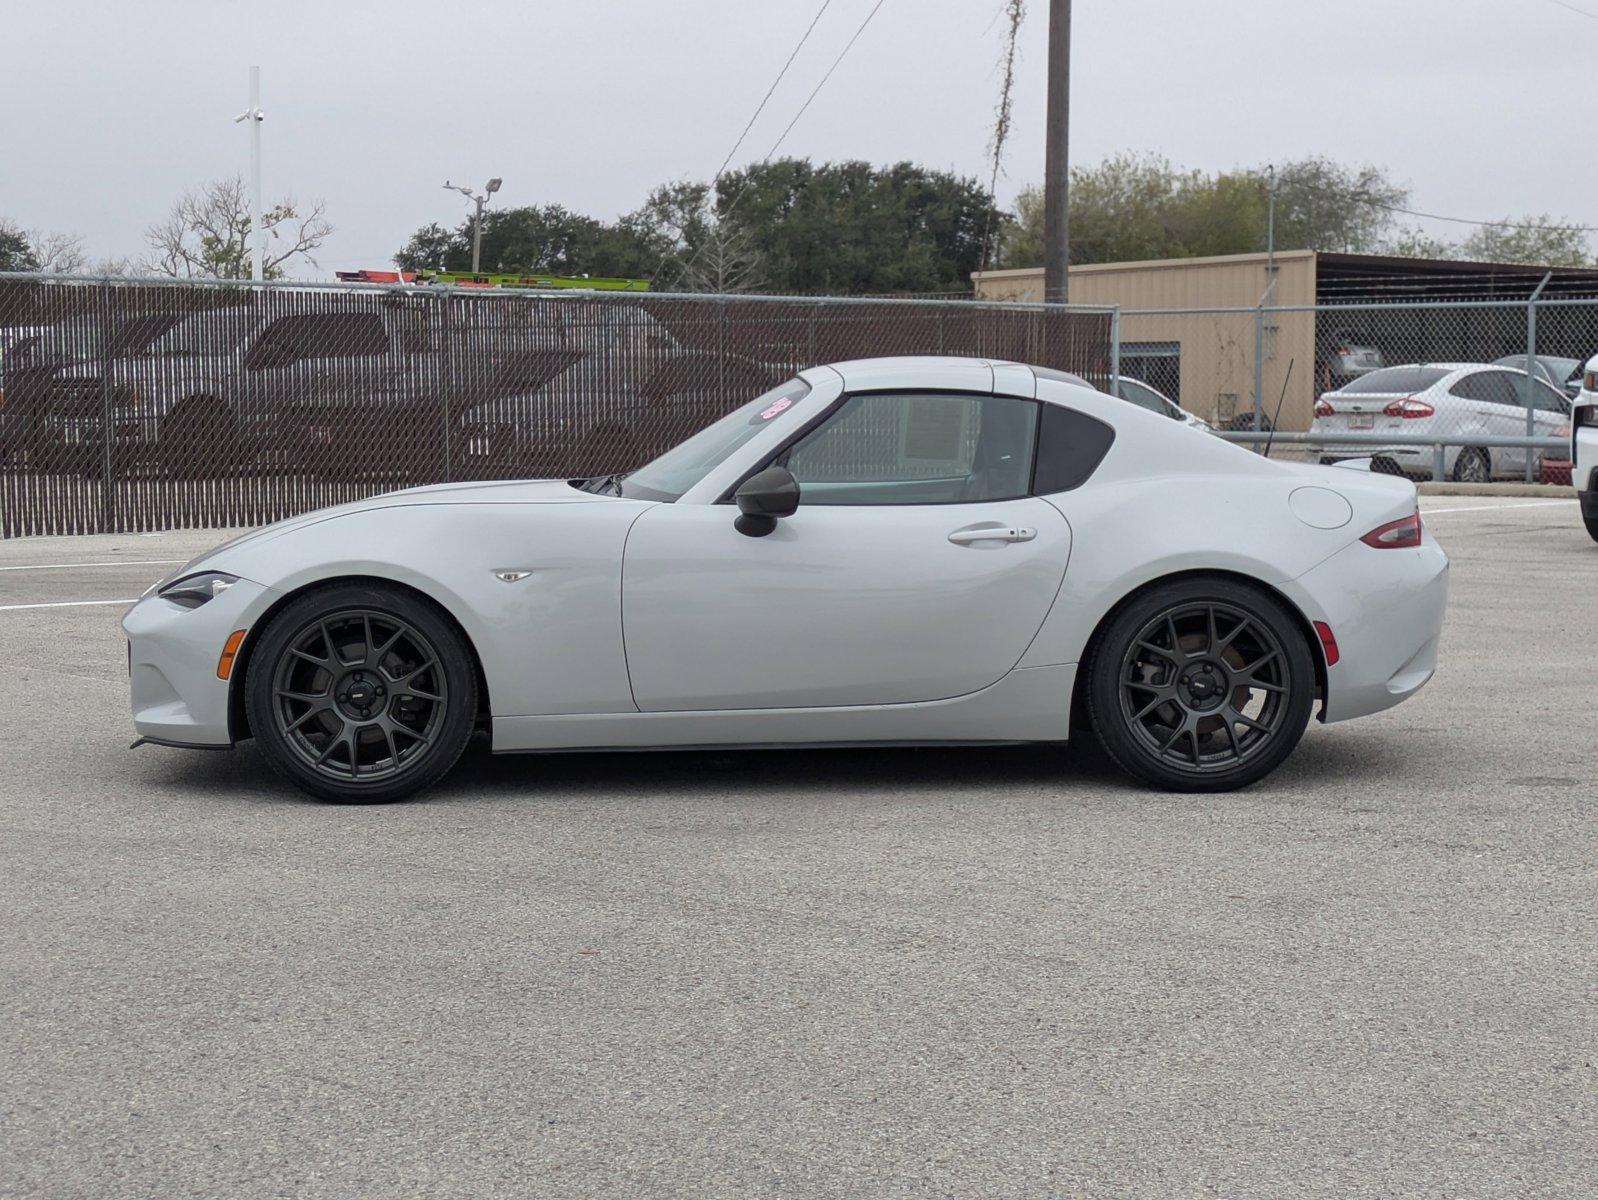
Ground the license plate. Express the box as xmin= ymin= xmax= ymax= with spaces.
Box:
xmin=1350 ymin=414 xmax=1375 ymax=430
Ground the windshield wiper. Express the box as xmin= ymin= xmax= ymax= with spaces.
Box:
xmin=580 ymin=471 xmax=628 ymax=496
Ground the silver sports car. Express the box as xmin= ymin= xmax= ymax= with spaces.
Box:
xmin=124 ymin=357 xmax=1449 ymax=803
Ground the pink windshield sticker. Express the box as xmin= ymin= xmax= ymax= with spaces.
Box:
xmin=759 ymin=396 xmax=794 ymax=420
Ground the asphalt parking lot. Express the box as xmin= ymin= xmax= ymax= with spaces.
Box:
xmin=1 ymin=495 xmax=1593 ymax=1199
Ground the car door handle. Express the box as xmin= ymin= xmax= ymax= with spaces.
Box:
xmin=948 ymin=525 xmax=1037 ymax=545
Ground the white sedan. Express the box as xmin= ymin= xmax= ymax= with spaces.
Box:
xmin=1309 ymin=362 xmax=1570 ymax=481
xmin=123 ymin=356 xmax=1449 ymax=803
xmin=1575 ymin=354 xmax=1598 ymax=542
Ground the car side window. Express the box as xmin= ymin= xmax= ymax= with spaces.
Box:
xmin=781 ymin=391 xmax=1037 ymax=505
xmin=247 ymin=313 xmax=392 ymax=369
xmin=1118 ymin=379 xmax=1170 ymax=416
xmin=1513 ymin=375 xmax=1570 ymax=414
xmin=1477 ymin=371 xmax=1521 ymax=408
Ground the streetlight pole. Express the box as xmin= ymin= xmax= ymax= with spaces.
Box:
xmin=233 ymin=66 xmax=266 ymax=282
xmin=1042 ymin=0 xmax=1071 ymax=304
xmin=444 ymin=178 xmax=502 ymax=275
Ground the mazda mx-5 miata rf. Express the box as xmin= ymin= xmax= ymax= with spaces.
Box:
xmin=124 ymin=356 xmax=1449 ymax=803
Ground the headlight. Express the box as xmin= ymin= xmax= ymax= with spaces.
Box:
xmin=158 ymin=571 xmax=239 ymax=609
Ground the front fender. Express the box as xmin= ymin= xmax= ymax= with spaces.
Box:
xmin=205 ymin=500 xmax=650 ymax=718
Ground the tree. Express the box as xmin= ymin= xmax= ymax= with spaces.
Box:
xmin=395 ymin=203 xmax=662 ymax=279
xmin=705 ymin=159 xmax=1001 ymax=294
xmin=1459 ymin=216 xmax=1591 ymax=267
xmin=0 ymin=220 xmax=88 ymax=273
xmin=630 ymin=181 xmax=764 ymax=293
xmin=26 ymin=230 xmax=87 ymax=274
xmin=143 ymin=176 xmax=332 ymax=279
xmin=1001 ymin=154 xmax=1410 ymax=267
xmin=0 ymin=221 xmax=40 ymax=271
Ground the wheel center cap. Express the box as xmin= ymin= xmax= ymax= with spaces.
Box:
xmin=1180 ymin=662 xmax=1227 ymax=711
xmin=335 ymin=671 xmax=386 ymax=718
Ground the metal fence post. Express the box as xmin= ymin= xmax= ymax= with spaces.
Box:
xmin=441 ymin=292 xmax=455 ymax=483
xmin=1524 ymin=275 xmax=1550 ymax=482
xmin=1109 ymin=305 xmax=1121 ymax=394
xmin=1251 ymin=303 xmax=1266 ymax=444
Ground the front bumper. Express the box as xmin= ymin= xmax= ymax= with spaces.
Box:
xmin=1282 ymin=530 xmax=1449 ymax=723
xmin=122 ymin=577 xmax=279 ymax=746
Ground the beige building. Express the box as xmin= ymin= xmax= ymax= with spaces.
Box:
xmin=974 ymin=250 xmax=1317 ymax=430
xmin=975 ymin=249 xmax=1598 ymax=432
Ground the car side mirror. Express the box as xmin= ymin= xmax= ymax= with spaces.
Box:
xmin=733 ymin=465 xmax=800 ymax=538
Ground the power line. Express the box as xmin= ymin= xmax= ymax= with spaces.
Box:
xmin=709 ymin=0 xmax=837 ymax=185
xmin=1359 ymin=196 xmax=1598 ymax=235
xmin=649 ymin=0 xmax=837 ymax=288
xmin=668 ymin=0 xmax=892 ymax=289
xmin=758 ymin=0 xmax=891 ymax=162
xmin=1545 ymin=0 xmax=1598 ymax=22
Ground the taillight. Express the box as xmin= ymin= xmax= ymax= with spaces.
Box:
xmin=1382 ymin=397 xmax=1434 ymax=419
xmin=1361 ymin=506 xmax=1423 ymax=549
xmin=1584 ymin=369 xmax=1597 ymax=392
xmin=1314 ymin=398 xmax=1335 ymax=418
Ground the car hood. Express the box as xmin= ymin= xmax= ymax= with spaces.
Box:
xmin=156 ymin=478 xmax=617 ymax=588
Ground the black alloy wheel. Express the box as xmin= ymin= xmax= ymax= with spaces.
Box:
xmin=246 ymin=583 xmax=478 ymax=803
xmin=1086 ymin=578 xmax=1316 ymax=792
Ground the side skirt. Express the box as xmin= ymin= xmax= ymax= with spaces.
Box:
xmin=491 ymin=663 xmax=1076 ymax=753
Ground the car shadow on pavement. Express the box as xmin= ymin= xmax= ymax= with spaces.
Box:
xmin=126 ymin=725 xmax=1412 ymax=809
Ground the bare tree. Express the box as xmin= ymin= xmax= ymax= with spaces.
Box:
xmin=676 ymin=220 xmax=767 ymax=294
xmin=1 ymin=219 xmax=90 ymax=273
xmin=143 ymin=175 xmax=332 ymax=280
xmin=26 ymin=230 xmax=88 ymax=274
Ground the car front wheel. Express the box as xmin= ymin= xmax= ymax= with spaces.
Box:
xmin=244 ymin=583 xmax=479 ymax=803
xmin=1084 ymin=578 xmax=1317 ymax=792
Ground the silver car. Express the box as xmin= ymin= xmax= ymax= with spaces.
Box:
xmin=1309 ymin=362 xmax=1570 ymax=481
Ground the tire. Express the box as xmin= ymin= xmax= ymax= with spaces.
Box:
xmin=1585 ymin=514 xmax=1598 ymax=544
xmin=159 ymin=397 xmax=240 ymax=477
xmin=1451 ymin=446 xmax=1490 ymax=484
xmin=244 ymin=582 xmax=479 ymax=803
xmin=1083 ymin=577 xmax=1317 ymax=792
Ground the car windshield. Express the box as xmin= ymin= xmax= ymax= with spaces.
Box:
xmin=147 ymin=310 xmax=258 ymax=357
xmin=583 ymin=377 xmax=811 ymax=502
xmin=1338 ymin=366 xmax=1449 ymax=394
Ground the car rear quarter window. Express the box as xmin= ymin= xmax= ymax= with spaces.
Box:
xmin=1340 ymin=366 xmax=1449 ymax=394
xmin=1032 ymin=402 xmax=1116 ymax=494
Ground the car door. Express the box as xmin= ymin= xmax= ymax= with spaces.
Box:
xmin=1453 ymin=370 xmax=1525 ymax=474
xmin=1512 ymin=373 xmax=1571 ymax=444
xmin=621 ymin=389 xmax=1072 ymax=712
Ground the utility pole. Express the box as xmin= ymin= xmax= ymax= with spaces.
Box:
xmin=444 ymin=178 xmax=502 ymax=274
xmin=233 ymin=66 xmax=266 ymax=282
xmin=1042 ymin=0 xmax=1071 ymax=304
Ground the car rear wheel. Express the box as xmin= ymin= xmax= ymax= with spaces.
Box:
xmin=1585 ymin=514 xmax=1598 ymax=544
xmin=245 ymin=583 xmax=479 ymax=803
xmin=1451 ymin=446 xmax=1490 ymax=484
xmin=1084 ymin=578 xmax=1316 ymax=792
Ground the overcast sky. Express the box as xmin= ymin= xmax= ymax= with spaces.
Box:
xmin=2 ymin=0 xmax=1592 ymax=276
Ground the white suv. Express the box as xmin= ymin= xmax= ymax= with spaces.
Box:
xmin=1575 ymin=354 xmax=1598 ymax=542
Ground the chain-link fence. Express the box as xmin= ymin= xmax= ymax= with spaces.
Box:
xmin=0 ymin=275 xmax=1114 ymax=537
xmin=1115 ymin=295 xmax=1594 ymax=483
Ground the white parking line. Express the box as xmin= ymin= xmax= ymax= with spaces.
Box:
xmin=1422 ymin=500 xmax=1572 ymax=515
xmin=0 ymin=559 xmax=185 ymax=573
xmin=0 ymin=599 xmax=137 ymax=612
